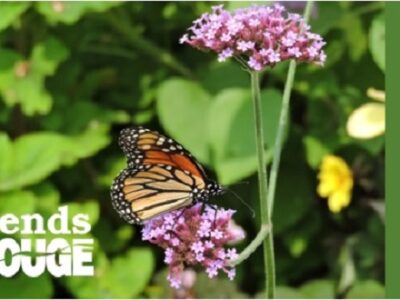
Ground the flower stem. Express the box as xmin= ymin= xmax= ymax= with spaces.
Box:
xmin=229 ymin=224 xmax=271 ymax=266
xmin=250 ymin=71 xmax=276 ymax=298
xmin=231 ymin=2 xmax=314 ymax=298
xmin=267 ymin=0 xmax=314 ymax=216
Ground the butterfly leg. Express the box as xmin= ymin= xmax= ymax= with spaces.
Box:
xmin=211 ymin=204 xmax=219 ymax=228
xmin=166 ymin=208 xmax=187 ymax=241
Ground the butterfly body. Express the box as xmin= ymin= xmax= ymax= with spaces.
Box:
xmin=111 ymin=127 xmax=223 ymax=224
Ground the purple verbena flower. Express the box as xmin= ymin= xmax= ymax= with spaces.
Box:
xmin=248 ymin=56 xmax=263 ymax=71
xmin=142 ymin=203 xmax=245 ymax=289
xmin=237 ymin=40 xmax=255 ymax=52
xmin=180 ymin=4 xmax=326 ymax=71
xmin=218 ymin=48 xmax=234 ymax=62
xmin=288 ymin=46 xmax=302 ymax=58
xmin=191 ymin=241 xmax=205 ymax=253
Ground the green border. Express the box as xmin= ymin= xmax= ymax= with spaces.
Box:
xmin=386 ymin=2 xmax=400 ymax=299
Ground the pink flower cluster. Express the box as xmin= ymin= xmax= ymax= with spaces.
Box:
xmin=142 ymin=204 xmax=245 ymax=289
xmin=180 ymin=4 xmax=326 ymax=71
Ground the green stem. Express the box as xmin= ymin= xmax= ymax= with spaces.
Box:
xmin=267 ymin=0 xmax=314 ymax=217
xmin=251 ymin=71 xmax=276 ymax=298
xmin=233 ymin=3 xmax=315 ymax=298
xmin=229 ymin=224 xmax=271 ymax=266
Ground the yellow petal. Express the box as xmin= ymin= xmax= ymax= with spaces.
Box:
xmin=367 ymin=88 xmax=385 ymax=102
xmin=328 ymin=191 xmax=351 ymax=213
xmin=317 ymin=180 xmax=334 ymax=197
xmin=346 ymin=103 xmax=385 ymax=139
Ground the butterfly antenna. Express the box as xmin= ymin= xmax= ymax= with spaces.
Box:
xmin=224 ymin=187 xmax=255 ymax=218
xmin=233 ymin=180 xmax=250 ymax=186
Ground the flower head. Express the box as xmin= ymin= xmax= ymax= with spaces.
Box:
xmin=142 ymin=204 xmax=245 ymax=289
xmin=317 ymin=155 xmax=354 ymax=213
xmin=181 ymin=4 xmax=326 ymax=71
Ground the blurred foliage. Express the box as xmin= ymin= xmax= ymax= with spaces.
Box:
xmin=0 ymin=1 xmax=384 ymax=299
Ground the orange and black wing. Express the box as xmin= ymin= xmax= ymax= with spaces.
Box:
xmin=111 ymin=127 xmax=210 ymax=224
xmin=111 ymin=164 xmax=207 ymax=224
xmin=118 ymin=127 xmax=207 ymax=179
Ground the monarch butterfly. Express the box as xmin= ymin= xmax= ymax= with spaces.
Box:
xmin=111 ymin=127 xmax=224 ymax=224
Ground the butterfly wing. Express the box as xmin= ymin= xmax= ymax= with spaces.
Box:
xmin=118 ymin=127 xmax=207 ymax=179
xmin=111 ymin=127 xmax=212 ymax=224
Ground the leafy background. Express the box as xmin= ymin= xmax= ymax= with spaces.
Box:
xmin=0 ymin=1 xmax=384 ymax=299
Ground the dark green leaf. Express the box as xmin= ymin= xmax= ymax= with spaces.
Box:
xmin=341 ymin=14 xmax=367 ymax=61
xmin=209 ymin=88 xmax=282 ymax=185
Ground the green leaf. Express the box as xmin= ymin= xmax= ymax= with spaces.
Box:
xmin=64 ymin=248 xmax=154 ymax=298
xmin=303 ymin=135 xmax=331 ymax=168
xmin=341 ymin=14 xmax=367 ymax=61
xmin=0 ymin=127 xmax=110 ymax=191
xmin=227 ymin=1 xmax=272 ymax=11
xmin=63 ymin=251 xmax=111 ymax=299
xmin=41 ymin=100 xmax=130 ymax=134
xmin=0 ymin=38 xmax=68 ymax=115
xmin=194 ymin=273 xmax=249 ymax=298
xmin=0 ymin=48 xmax=22 ymax=90
xmin=106 ymin=248 xmax=154 ymax=298
xmin=157 ymin=78 xmax=212 ymax=164
xmin=12 ymin=72 xmax=53 ymax=115
xmin=0 ymin=273 xmax=53 ymax=298
xmin=98 ymin=157 xmax=126 ymax=187
xmin=214 ymin=152 xmax=272 ymax=186
xmin=0 ymin=3 xmax=30 ymax=31
xmin=199 ymin=61 xmax=248 ymax=95
xmin=258 ymin=286 xmax=310 ymax=299
xmin=323 ymin=39 xmax=345 ymax=68
xmin=369 ymin=14 xmax=385 ymax=72
xmin=209 ymin=88 xmax=282 ymax=185
xmin=93 ymin=220 xmax=134 ymax=254
xmin=272 ymin=133 xmax=314 ymax=234
xmin=30 ymin=182 xmax=60 ymax=215
xmin=346 ymin=280 xmax=384 ymax=299
xmin=299 ymin=279 xmax=335 ymax=299
xmin=67 ymin=123 xmax=111 ymax=163
xmin=309 ymin=2 xmax=344 ymax=34
xmin=272 ymin=286 xmax=304 ymax=299
xmin=36 ymin=2 xmax=119 ymax=25
xmin=0 ymin=190 xmax=36 ymax=216
xmin=68 ymin=201 xmax=100 ymax=226
xmin=283 ymin=212 xmax=322 ymax=258
xmin=0 ymin=132 xmax=68 ymax=191
xmin=272 ymin=163 xmax=314 ymax=234
xmin=31 ymin=37 xmax=69 ymax=76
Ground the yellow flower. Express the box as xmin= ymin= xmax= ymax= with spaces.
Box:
xmin=317 ymin=155 xmax=354 ymax=213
